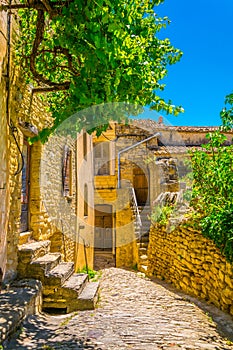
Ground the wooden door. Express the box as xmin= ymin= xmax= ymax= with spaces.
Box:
xmin=95 ymin=206 xmax=113 ymax=251
xmin=133 ymin=166 xmax=148 ymax=205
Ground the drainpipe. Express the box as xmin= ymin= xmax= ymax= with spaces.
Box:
xmin=117 ymin=132 xmax=161 ymax=188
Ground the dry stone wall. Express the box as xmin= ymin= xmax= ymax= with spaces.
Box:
xmin=147 ymin=222 xmax=233 ymax=316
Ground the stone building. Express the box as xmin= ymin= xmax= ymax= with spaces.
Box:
xmin=1 ymin=6 xmax=233 ymax=315
xmin=0 ymin=10 xmax=98 ymax=313
xmin=91 ymin=119 xmax=233 ymax=271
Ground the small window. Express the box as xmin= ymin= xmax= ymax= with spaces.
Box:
xmin=84 ymin=184 xmax=88 ymax=217
xmin=94 ymin=142 xmax=110 ymax=175
xmin=62 ymin=145 xmax=73 ymax=197
xmin=83 ymin=131 xmax=87 ymax=159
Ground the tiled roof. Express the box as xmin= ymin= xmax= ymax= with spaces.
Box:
xmin=131 ymin=118 xmax=232 ymax=133
xmin=152 ymin=145 xmax=205 ymax=155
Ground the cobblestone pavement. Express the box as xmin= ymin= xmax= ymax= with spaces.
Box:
xmin=3 ymin=268 xmax=233 ymax=350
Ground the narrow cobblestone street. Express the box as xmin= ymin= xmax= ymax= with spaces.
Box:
xmin=4 ymin=268 xmax=233 ymax=350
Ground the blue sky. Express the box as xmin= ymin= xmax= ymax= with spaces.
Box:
xmin=152 ymin=0 xmax=233 ymax=126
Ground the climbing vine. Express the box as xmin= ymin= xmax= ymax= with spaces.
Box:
xmin=3 ymin=0 xmax=183 ymax=141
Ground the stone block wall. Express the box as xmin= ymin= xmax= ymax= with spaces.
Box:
xmin=115 ymin=197 xmax=138 ymax=268
xmin=39 ymin=134 xmax=77 ymax=263
xmin=0 ymin=11 xmax=9 ymax=280
xmin=0 ymin=10 xmax=69 ymax=281
xmin=147 ymin=222 xmax=233 ymax=316
xmin=94 ymin=180 xmax=138 ymax=268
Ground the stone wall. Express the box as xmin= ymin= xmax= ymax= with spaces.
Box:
xmin=5 ymin=70 xmax=53 ymax=281
xmin=115 ymin=127 xmax=183 ymax=205
xmin=39 ymin=135 xmax=77 ymax=262
xmin=94 ymin=175 xmax=138 ymax=268
xmin=0 ymin=10 xmax=71 ymax=282
xmin=147 ymin=222 xmax=233 ymax=316
xmin=115 ymin=189 xmax=138 ymax=268
xmin=0 ymin=11 xmax=9 ymax=280
xmin=76 ymin=131 xmax=95 ymax=270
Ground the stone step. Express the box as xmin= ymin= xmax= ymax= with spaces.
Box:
xmin=45 ymin=262 xmax=74 ymax=286
xmin=139 ymin=212 xmax=151 ymax=217
xmin=140 ymin=235 xmax=150 ymax=243
xmin=42 ymin=273 xmax=89 ymax=313
xmin=139 ymin=247 xmax=147 ymax=254
xmin=140 ymin=209 xmax=150 ymax=213
xmin=62 ymin=273 xmax=88 ymax=298
xmin=18 ymin=231 xmax=32 ymax=245
xmin=28 ymin=253 xmax=62 ymax=281
xmin=139 ymin=265 xmax=148 ymax=273
xmin=139 ymin=254 xmax=148 ymax=261
xmin=137 ymin=242 xmax=148 ymax=249
xmin=18 ymin=240 xmax=52 ymax=278
xmin=18 ymin=240 xmax=51 ymax=264
xmin=140 ymin=226 xmax=151 ymax=233
xmin=94 ymin=251 xmax=116 ymax=270
xmin=75 ymin=281 xmax=100 ymax=312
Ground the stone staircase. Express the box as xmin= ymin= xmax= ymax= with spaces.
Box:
xmin=94 ymin=250 xmax=116 ymax=270
xmin=136 ymin=205 xmax=151 ymax=274
xmin=17 ymin=240 xmax=99 ymax=313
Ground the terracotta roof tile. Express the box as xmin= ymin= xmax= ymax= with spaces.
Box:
xmin=131 ymin=118 xmax=233 ymax=133
xmin=152 ymin=145 xmax=204 ymax=155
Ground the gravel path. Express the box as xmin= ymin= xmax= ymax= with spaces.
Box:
xmin=4 ymin=268 xmax=233 ymax=350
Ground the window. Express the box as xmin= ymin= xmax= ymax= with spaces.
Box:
xmin=62 ymin=145 xmax=73 ymax=197
xmin=83 ymin=131 xmax=87 ymax=159
xmin=84 ymin=184 xmax=88 ymax=217
xmin=94 ymin=142 xmax=110 ymax=175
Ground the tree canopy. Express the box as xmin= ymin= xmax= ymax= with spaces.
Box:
xmin=220 ymin=92 xmax=233 ymax=130
xmin=10 ymin=0 xmax=183 ymax=140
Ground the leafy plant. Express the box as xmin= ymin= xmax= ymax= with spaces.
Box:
xmin=77 ymin=266 xmax=99 ymax=280
xmin=9 ymin=0 xmax=183 ymax=141
xmin=190 ymin=110 xmax=233 ymax=262
xmin=150 ymin=204 xmax=174 ymax=226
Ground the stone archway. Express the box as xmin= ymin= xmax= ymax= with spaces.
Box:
xmin=133 ymin=165 xmax=149 ymax=206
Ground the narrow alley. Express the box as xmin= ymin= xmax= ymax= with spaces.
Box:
xmin=3 ymin=268 xmax=233 ymax=350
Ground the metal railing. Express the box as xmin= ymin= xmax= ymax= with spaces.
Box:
xmin=129 ymin=187 xmax=142 ymax=238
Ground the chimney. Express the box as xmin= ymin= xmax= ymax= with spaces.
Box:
xmin=158 ymin=116 xmax=163 ymax=124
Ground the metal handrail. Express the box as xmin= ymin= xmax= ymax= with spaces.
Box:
xmin=117 ymin=132 xmax=161 ymax=188
xmin=78 ymin=224 xmax=90 ymax=281
xmin=129 ymin=187 xmax=142 ymax=228
xmin=81 ymin=236 xmax=90 ymax=281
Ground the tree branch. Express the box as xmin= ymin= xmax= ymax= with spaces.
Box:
xmin=29 ymin=9 xmax=70 ymax=89
xmin=32 ymin=86 xmax=70 ymax=93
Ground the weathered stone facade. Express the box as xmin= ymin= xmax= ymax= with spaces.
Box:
xmin=147 ymin=222 xmax=233 ymax=316
xmin=0 ymin=11 xmax=95 ymax=285
xmin=0 ymin=11 xmax=9 ymax=281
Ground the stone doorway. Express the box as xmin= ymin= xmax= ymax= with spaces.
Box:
xmin=94 ymin=205 xmax=115 ymax=270
xmin=133 ymin=165 xmax=149 ymax=206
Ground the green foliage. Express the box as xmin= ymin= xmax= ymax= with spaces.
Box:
xmin=77 ymin=266 xmax=98 ymax=280
xmin=16 ymin=0 xmax=183 ymax=141
xmin=150 ymin=205 xmax=174 ymax=226
xmin=191 ymin=129 xmax=233 ymax=262
xmin=220 ymin=92 xmax=233 ymax=130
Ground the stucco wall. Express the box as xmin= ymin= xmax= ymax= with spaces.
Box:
xmin=76 ymin=131 xmax=95 ymax=270
xmin=147 ymin=222 xmax=233 ymax=316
